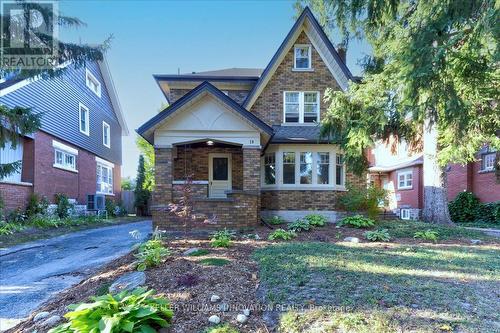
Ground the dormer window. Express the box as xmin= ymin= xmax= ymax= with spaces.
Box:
xmin=85 ymin=69 xmax=101 ymax=97
xmin=294 ymin=44 xmax=311 ymax=70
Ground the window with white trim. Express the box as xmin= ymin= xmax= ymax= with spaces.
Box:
xmin=481 ymin=153 xmax=496 ymax=171
xmin=85 ymin=69 xmax=101 ymax=97
xmin=283 ymin=152 xmax=296 ymax=184
xmin=335 ymin=154 xmax=344 ymax=186
xmin=96 ymin=163 xmax=113 ymax=194
xmin=102 ymin=121 xmax=110 ymax=148
xmin=283 ymin=91 xmax=319 ymax=123
xmin=397 ymin=170 xmax=413 ymax=189
xmin=317 ymin=152 xmax=330 ymax=184
xmin=294 ymin=44 xmax=311 ymax=69
xmin=54 ymin=149 xmax=76 ymax=171
xmin=79 ymin=103 xmax=89 ymax=135
xmin=264 ymin=153 xmax=276 ymax=185
xmin=400 ymin=208 xmax=410 ymax=220
xmin=300 ymin=152 xmax=313 ymax=184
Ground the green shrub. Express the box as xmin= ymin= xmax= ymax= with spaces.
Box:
xmin=48 ymin=288 xmax=173 ymax=333
xmin=339 ymin=184 xmax=388 ymax=220
xmin=475 ymin=201 xmax=500 ymax=224
xmin=338 ymin=215 xmax=376 ymax=228
xmin=267 ymin=216 xmax=285 ymax=225
xmin=55 ymin=193 xmax=73 ymax=219
xmin=288 ymin=219 xmax=311 ymax=232
xmin=449 ymin=191 xmax=480 ymax=223
xmin=268 ymin=229 xmax=296 ymax=241
xmin=413 ymin=229 xmax=439 ymax=242
xmin=210 ymin=228 xmax=234 ymax=248
xmin=364 ymin=229 xmax=391 ymax=242
xmin=203 ymin=324 xmax=240 ymax=333
xmin=0 ymin=222 xmax=26 ymax=235
xmin=135 ymin=239 xmax=170 ymax=271
xmin=28 ymin=216 xmax=61 ymax=228
xmin=198 ymin=258 xmax=230 ymax=266
xmin=304 ymin=214 xmax=327 ymax=227
xmin=26 ymin=193 xmax=49 ymax=217
xmin=105 ymin=198 xmax=116 ymax=217
xmin=7 ymin=208 xmax=27 ymax=224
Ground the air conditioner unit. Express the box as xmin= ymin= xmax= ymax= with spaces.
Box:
xmin=87 ymin=193 xmax=106 ymax=210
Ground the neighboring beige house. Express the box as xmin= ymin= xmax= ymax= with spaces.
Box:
xmin=138 ymin=7 xmax=364 ymax=230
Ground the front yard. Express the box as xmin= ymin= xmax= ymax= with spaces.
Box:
xmin=9 ymin=220 xmax=499 ymax=333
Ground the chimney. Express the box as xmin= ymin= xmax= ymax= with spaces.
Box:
xmin=337 ymin=45 xmax=346 ymax=64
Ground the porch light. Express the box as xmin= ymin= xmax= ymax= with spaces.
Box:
xmin=207 ymin=140 xmax=214 ymax=146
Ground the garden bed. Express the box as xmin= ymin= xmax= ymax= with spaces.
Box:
xmin=8 ymin=220 xmax=500 ymax=333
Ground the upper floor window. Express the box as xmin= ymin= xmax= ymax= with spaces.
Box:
xmin=397 ymin=170 xmax=413 ymax=189
xmin=85 ymin=69 xmax=101 ymax=97
xmin=102 ymin=121 xmax=110 ymax=148
xmin=284 ymin=91 xmax=319 ymax=124
xmin=79 ymin=103 xmax=89 ymax=136
xmin=481 ymin=152 xmax=496 ymax=171
xmin=294 ymin=44 xmax=311 ymax=69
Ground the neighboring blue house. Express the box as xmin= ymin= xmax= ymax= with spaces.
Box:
xmin=0 ymin=59 xmax=128 ymax=212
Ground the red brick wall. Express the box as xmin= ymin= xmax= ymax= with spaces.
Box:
xmin=389 ymin=166 xmax=423 ymax=209
xmin=447 ymin=161 xmax=500 ymax=202
xmin=0 ymin=182 xmax=33 ymax=213
xmin=33 ymin=131 xmax=120 ymax=204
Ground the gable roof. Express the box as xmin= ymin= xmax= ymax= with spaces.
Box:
xmin=0 ymin=58 xmax=129 ymax=136
xmin=243 ymin=7 xmax=354 ymax=110
xmin=137 ymin=81 xmax=274 ymax=144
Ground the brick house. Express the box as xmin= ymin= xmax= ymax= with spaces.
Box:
xmin=0 ymin=59 xmax=128 ymax=213
xmin=369 ymin=140 xmax=499 ymax=220
xmin=138 ymin=7 xmax=365 ymax=230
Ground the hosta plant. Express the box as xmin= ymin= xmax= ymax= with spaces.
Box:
xmin=364 ymin=229 xmax=391 ymax=242
xmin=135 ymin=239 xmax=170 ymax=271
xmin=210 ymin=228 xmax=234 ymax=248
xmin=338 ymin=215 xmax=376 ymax=228
xmin=268 ymin=229 xmax=296 ymax=241
xmin=304 ymin=214 xmax=327 ymax=227
xmin=288 ymin=219 xmax=311 ymax=232
xmin=414 ymin=230 xmax=439 ymax=242
xmin=267 ymin=216 xmax=285 ymax=225
xmin=48 ymin=288 xmax=173 ymax=333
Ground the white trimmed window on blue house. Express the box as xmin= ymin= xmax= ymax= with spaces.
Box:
xmin=85 ymin=69 xmax=101 ymax=97
xmin=102 ymin=121 xmax=110 ymax=148
xmin=79 ymin=103 xmax=89 ymax=136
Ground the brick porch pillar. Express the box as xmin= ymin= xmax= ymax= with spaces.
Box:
xmin=242 ymin=147 xmax=261 ymax=225
xmin=152 ymin=147 xmax=173 ymax=229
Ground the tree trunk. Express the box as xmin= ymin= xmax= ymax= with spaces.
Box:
xmin=422 ymin=121 xmax=453 ymax=224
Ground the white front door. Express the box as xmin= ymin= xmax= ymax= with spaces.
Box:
xmin=209 ymin=153 xmax=232 ymax=198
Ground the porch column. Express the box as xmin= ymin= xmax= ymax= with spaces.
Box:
xmin=152 ymin=147 xmax=173 ymax=229
xmin=242 ymin=148 xmax=261 ymax=192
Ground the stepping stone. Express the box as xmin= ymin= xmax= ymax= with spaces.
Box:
xmin=33 ymin=312 xmax=50 ymax=322
xmin=208 ymin=315 xmax=220 ymax=324
xmin=183 ymin=247 xmax=200 ymax=256
xmin=109 ymin=271 xmax=146 ymax=293
xmin=343 ymin=237 xmax=360 ymax=243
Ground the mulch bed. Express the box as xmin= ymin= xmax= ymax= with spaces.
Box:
xmin=7 ymin=223 xmax=496 ymax=333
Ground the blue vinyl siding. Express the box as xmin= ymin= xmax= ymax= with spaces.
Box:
xmin=0 ymin=62 xmax=122 ymax=164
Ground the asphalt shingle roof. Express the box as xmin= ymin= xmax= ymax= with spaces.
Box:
xmin=271 ymin=125 xmax=331 ymax=143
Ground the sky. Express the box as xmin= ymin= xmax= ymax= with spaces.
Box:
xmin=59 ymin=0 xmax=370 ymax=179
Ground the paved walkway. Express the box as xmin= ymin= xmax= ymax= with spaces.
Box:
xmin=465 ymin=226 xmax=500 ymax=237
xmin=0 ymin=220 xmax=152 ymax=330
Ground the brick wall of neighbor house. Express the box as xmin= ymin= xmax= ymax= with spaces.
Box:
xmin=173 ymin=146 xmax=243 ymax=190
xmin=250 ymin=32 xmax=341 ymax=125
xmin=0 ymin=183 xmax=33 ymax=212
xmin=389 ymin=166 xmax=423 ymax=209
xmin=447 ymin=161 xmax=500 ymax=202
xmin=32 ymin=131 xmax=120 ymax=204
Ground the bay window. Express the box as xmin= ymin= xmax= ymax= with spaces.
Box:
xmin=317 ymin=152 xmax=330 ymax=184
xmin=283 ymin=91 xmax=319 ymax=123
xmin=336 ymin=154 xmax=344 ymax=186
xmin=300 ymin=152 xmax=313 ymax=184
xmin=283 ymin=152 xmax=296 ymax=184
xmin=264 ymin=153 xmax=276 ymax=185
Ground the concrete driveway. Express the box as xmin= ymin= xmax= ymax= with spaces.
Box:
xmin=0 ymin=220 xmax=151 ymax=330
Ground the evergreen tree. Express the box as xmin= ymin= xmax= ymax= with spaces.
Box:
xmin=296 ymin=0 xmax=499 ymax=224
xmin=134 ymin=155 xmax=150 ymax=216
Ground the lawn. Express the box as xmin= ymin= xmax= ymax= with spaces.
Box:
xmin=10 ymin=219 xmax=500 ymax=333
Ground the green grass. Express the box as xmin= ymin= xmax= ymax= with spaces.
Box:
xmin=187 ymin=249 xmax=210 ymax=256
xmin=254 ymin=241 xmax=500 ymax=332
xmin=198 ymin=258 xmax=230 ymax=266
xmin=377 ymin=220 xmax=494 ymax=240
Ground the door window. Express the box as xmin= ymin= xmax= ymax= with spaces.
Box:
xmin=212 ymin=158 xmax=228 ymax=181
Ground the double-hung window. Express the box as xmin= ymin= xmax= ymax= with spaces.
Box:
xmin=283 ymin=152 xmax=296 ymax=184
xmin=53 ymin=140 xmax=78 ymax=172
xmin=294 ymin=44 xmax=312 ymax=69
xmin=79 ymin=103 xmax=89 ymax=136
xmin=264 ymin=153 xmax=276 ymax=185
xmin=397 ymin=170 xmax=413 ymax=189
xmin=284 ymin=91 xmax=319 ymax=124
xmin=102 ymin=121 xmax=110 ymax=148
xmin=300 ymin=152 xmax=313 ymax=184
xmin=85 ymin=69 xmax=101 ymax=97
xmin=481 ymin=153 xmax=496 ymax=171
xmin=96 ymin=163 xmax=113 ymax=194
xmin=317 ymin=152 xmax=330 ymax=184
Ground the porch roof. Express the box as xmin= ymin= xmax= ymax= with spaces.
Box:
xmin=137 ymin=81 xmax=273 ymax=144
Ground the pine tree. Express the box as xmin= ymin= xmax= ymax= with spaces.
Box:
xmin=134 ymin=155 xmax=150 ymax=216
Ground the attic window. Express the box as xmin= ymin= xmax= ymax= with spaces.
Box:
xmin=86 ymin=69 xmax=101 ymax=97
xmin=294 ymin=44 xmax=311 ymax=70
